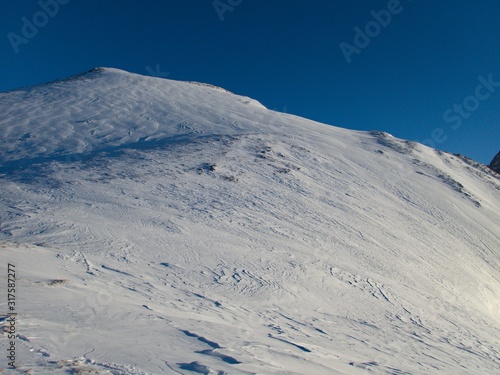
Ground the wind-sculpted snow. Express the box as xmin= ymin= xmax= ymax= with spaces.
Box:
xmin=0 ymin=68 xmax=499 ymax=374
xmin=0 ymin=68 xmax=266 ymax=167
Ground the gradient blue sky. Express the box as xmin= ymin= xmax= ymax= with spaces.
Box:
xmin=1 ymin=0 xmax=499 ymax=164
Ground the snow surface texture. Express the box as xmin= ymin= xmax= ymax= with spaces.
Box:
xmin=0 ymin=68 xmax=499 ymax=374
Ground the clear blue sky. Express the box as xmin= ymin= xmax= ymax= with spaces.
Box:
xmin=1 ymin=0 xmax=499 ymax=164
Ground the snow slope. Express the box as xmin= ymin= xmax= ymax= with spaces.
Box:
xmin=0 ymin=68 xmax=499 ymax=374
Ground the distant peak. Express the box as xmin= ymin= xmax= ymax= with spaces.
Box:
xmin=488 ymin=150 xmax=500 ymax=174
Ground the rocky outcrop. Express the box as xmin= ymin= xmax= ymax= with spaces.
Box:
xmin=489 ymin=150 xmax=500 ymax=174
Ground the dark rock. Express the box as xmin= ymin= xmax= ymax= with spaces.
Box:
xmin=488 ymin=150 xmax=500 ymax=174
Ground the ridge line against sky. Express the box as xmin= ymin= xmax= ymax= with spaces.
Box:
xmin=1 ymin=0 xmax=499 ymax=164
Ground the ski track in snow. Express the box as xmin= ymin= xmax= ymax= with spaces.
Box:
xmin=0 ymin=68 xmax=499 ymax=374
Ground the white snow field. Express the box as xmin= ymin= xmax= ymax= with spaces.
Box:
xmin=0 ymin=68 xmax=499 ymax=374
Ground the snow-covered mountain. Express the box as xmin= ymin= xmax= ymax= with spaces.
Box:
xmin=0 ymin=68 xmax=499 ymax=374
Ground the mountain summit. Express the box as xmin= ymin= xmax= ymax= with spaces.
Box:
xmin=0 ymin=68 xmax=499 ymax=374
